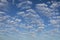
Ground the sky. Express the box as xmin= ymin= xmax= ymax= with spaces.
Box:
xmin=0 ymin=0 xmax=60 ymax=40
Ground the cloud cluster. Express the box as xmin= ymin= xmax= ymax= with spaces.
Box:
xmin=0 ymin=0 xmax=60 ymax=40
xmin=16 ymin=1 xmax=32 ymax=10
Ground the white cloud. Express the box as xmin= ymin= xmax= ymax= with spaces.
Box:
xmin=0 ymin=2 xmax=7 ymax=8
xmin=49 ymin=19 xmax=60 ymax=27
xmin=0 ymin=11 xmax=6 ymax=14
xmin=17 ymin=11 xmax=25 ymax=17
xmin=0 ymin=13 xmax=9 ymax=22
xmin=35 ymin=2 xmax=60 ymax=19
xmin=47 ymin=16 xmax=60 ymax=28
xmin=50 ymin=20 xmax=57 ymax=24
xmin=17 ymin=9 xmax=40 ymax=19
xmin=36 ymin=3 xmax=48 ymax=7
xmin=0 ymin=1 xmax=60 ymax=40
xmin=0 ymin=0 xmax=8 ymax=2
xmin=15 ymin=19 xmax=22 ymax=22
xmin=16 ymin=1 xmax=32 ymax=10
xmin=16 ymin=8 xmax=45 ymax=33
xmin=0 ymin=1 xmax=9 ymax=12
xmin=36 ymin=3 xmax=53 ymax=18
xmin=52 ymin=16 xmax=60 ymax=19
xmin=50 ymin=2 xmax=60 ymax=8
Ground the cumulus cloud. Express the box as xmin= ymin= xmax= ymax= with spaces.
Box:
xmin=16 ymin=1 xmax=32 ymax=10
xmin=35 ymin=2 xmax=60 ymax=19
xmin=17 ymin=8 xmax=45 ymax=31
xmin=50 ymin=2 xmax=60 ymax=9
xmin=0 ymin=0 xmax=60 ymax=40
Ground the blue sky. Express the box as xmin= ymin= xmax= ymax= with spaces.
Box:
xmin=0 ymin=0 xmax=60 ymax=40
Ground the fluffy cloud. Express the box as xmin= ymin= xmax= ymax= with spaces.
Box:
xmin=50 ymin=2 xmax=60 ymax=9
xmin=0 ymin=0 xmax=60 ymax=40
xmin=16 ymin=1 xmax=32 ymax=10
xmin=35 ymin=2 xmax=60 ymax=19
xmin=17 ymin=9 xmax=45 ymax=31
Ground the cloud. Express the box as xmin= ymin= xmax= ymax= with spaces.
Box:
xmin=0 ymin=11 xmax=5 ymax=14
xmin=50 ymin=2 xmax=60 ymax=9
xmin=0 ymin=12 xmax=9 ymax=22
xmin=0 ymin=0 xmax=8 ymax=2
xmin=35 ymin=2 xmax=60 ymax=19
xmin=16 ymin=1 xmax=32 ymax=10
xmin=50 ymin=20 xmax=58 ymax=24
xmin=0 ymin=1 xmax=9 ymax=12
xmin=49 ymin=19 xmax=60 ymax=28
xmin=0 ymin=0 xmax=60 ymax=40
xmin=17 ymin=8 xmax=45 ymax=32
